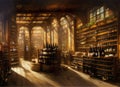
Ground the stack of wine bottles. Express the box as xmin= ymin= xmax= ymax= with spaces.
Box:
xmin=83 ymin=46 xmax=116 ymax=81
xmin=39 ymin=43 xmax=61 ymax=71
xmin=89 ymin=46 xmax=116 ymax=58
xmin=89 ymin=46 xmax=105 ymax=58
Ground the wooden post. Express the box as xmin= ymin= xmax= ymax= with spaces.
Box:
xmin=118 ymin=12 xmax=120 ymax=59
xmin=117 ymin=11 xmax=120 ymax=80
xmin=29 ymin=28 xmax=32 ymax=61
xmin=73 ymin=17 xmax=77 ymax=52
xmin=50 ymin=28 xmax=51 ymax=45
xmin=46 ymin=28 xmax=47 ymax=45
xmin=53 ymin=30 xmax=54 ymax=45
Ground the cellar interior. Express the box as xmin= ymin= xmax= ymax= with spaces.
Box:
xmin=0 ymin=0 xmax=120 ymax=86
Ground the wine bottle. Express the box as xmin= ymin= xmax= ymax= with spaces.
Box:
xmin=94 ymin=47 xmax=98 ymax=57
xmin=89 ymin=47 xmax=93 ymax=57
xmin=100 ymin=47 xmax=105 ymax=57
xmin=46 ymin=42 xmax=48 ymax=49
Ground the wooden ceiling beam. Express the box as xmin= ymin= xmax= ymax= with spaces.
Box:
xmin=16 ymin=15 xmax=51 ymax=17
xmin=16 ymin=8 xmax=86 ymax=13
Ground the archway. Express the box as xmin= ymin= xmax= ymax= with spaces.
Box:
xmin=18 ymin=26 xmax=30 ymax=60
xmin=31 ymin=26 xmax=45 ymax=60
xmin=59 ymin=15 xmax=75 ymax=52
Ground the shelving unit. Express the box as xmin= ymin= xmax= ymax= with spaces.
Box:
xmin=39 ymin=45 xmax=61 ymax=72
xmin=9 ymin=15 xmax=19 ymax=66
xmin=83 ymin=57 xmax=92 ymax=74
xmin=71 ymin=55 xmax=83 ymax=71
xmin=83 ymin=57 xmax=116 ymax=80
xmin=0 ymin=47 xmax=11 ymax=85
xmin=75 ymin=13 xmax=118 ymax=81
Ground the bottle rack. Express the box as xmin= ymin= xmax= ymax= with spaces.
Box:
xmin=39 ymin=44 xmax=61 ymax=72
xmin=9 ymin=15 xmax=19 ymax=66
xmin=83 ymin=57 xmax=92 ymax=74
xmin=10 ymin=51 xmax=19 ymax=66
xmin=76 ymin=16 xmax=118 ymax=81
xmin=0 ymin=47 xmax=11 ymax=85
xmin=83 ymin=57 xmax=116 ymax=80
xmin=71 ymin=55 xmax=83 ymax=71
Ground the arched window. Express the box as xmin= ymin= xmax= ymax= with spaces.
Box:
xmin=31 ymin=26 xmax=45 ymax=59
xmin=60 ymin=15 xmax=74 ymax=51
xmin=89 ymin=6 xmax=114 ymax=23
xmin=51 ymin=18 xmax=59 ymax=45
xmin=31 ymin=26 xmax=44 ymax=50
xmin=18 ymin=26 xmax=29 ymax=58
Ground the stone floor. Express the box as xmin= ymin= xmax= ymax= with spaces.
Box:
xmin=6 ymin=60 xmax=120 ymax=87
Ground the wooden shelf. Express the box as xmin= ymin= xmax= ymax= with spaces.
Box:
xmin=83 ymin=57 xmax=116 ymax=80
xmin=76 ymin=16 xmax=118 ymax=81
xmin=97 ymin=30 xmax=117 ymax=36
xmin=96 ymin=67 xmax=112 ymax=72
xmin=94 ymin=63 xmax=114 ymax=67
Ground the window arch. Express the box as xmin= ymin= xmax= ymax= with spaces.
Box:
xmin=31 ymin=26 xmax=45 ymax=49
xmin=51 ymin=18 xmax=59 ymax=45
xmin=60 ymin=15 xmax=74 ymax=51
xmin=89 ymin=6 xmax=114 ymax=23
xmin=18 ymin=26 xmax=29 ymax=58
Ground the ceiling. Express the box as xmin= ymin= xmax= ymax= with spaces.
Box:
xmin=16 ymin=0 xmax=103 ymax=12
xmin=0 ymin=0 xmax=119 ymax=25
xmin=14 ymin=0 xmax=102 ymax=25
xmin=0 ymin=0 xmax=119 ymax=14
